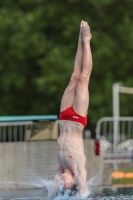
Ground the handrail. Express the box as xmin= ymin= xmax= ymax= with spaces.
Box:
xmin=96 ymin=116 xmax=133 ymax=139
xmin=0 ymin=121 xmax=33 ymax=126
xmin=103 ymin=152 xmax=132 ymax=159
xmin=0 ymin=115 xmax=58 ymax=122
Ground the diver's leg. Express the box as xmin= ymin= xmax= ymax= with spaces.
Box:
xmin=60 ymin=21 xmax=83 ymax=112
xmin=73 ymin=21 xmax=92 ymax=116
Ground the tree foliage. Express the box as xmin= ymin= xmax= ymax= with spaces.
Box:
xmin=0 ymin=0 xmax=133 ymax=133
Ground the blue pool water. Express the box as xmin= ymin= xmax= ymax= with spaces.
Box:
xmin=0 ymin=187 xmax=133 ymax=200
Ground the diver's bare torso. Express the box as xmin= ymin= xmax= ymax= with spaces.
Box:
xmin=57 ymin=120 xmax=86 ymax=178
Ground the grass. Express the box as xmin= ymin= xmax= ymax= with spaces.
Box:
xmin=112 ymin=178 xmax=133 ymax=184
xmin=120 ymin=169 xmax=133 ymax=173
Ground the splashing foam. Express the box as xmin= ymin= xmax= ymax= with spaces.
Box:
xmin=26 ymin=174 xmax=103 ymax=199
xmin=0 ymin=175 xmax=133 ymax=200
xmin=37 ymin=174 xmax=103 ymax=199
xmin=0 ymin=173 xmax=103 ymax=200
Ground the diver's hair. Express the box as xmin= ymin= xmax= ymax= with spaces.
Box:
xmin=71 ymin=184 xmax=78 ymax=192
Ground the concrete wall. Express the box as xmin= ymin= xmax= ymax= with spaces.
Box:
xmin=0 ymin=140 xmax=103 ymax=190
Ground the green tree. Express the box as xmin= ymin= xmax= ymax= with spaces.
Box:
xmin=0 ymin=0 xmax=133 ymax=133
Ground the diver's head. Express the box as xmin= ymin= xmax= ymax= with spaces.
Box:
xmin=61 ymin=168 xmax=76 ymax=190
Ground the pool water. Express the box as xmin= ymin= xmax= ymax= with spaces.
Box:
xmin=0 ymin=187 xmax=133 ymax=200
xmin=94 ymin=187 xmax=133 ymax=199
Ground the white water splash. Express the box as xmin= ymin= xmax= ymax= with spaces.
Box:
xmin=0 ymin=177 xmax=133 ymax=200
xmin=0 ymin=174 xmax=100 ymax=199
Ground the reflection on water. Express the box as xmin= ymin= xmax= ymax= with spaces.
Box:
xmin=0 ymin=187 xmax=133 ymax=200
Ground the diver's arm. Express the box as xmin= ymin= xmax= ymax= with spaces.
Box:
xmin=78 ymin=169 xmax=87 ymax=194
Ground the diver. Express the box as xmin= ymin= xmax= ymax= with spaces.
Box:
xmin=49 ymin=20 xmax=92 ymax=199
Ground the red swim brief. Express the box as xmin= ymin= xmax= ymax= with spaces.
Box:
xmin=59 ymin=107 xmax=87 ymax=126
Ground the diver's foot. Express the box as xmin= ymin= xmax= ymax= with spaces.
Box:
xmin=78 ymin=21 xmax=83 ymax=44
xmin=81 ymin=20 xmax=92 ymax=42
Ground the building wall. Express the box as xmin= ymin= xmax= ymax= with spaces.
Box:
xmin=0 ymin=140 xmax=103 ymax=190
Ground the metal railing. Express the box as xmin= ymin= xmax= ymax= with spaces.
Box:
xmin=96 ymin=117 xmax=133 ymax=151
xmin=0 ymin=115 xmax=58 ymax=142
xmin=96 ymin=117 xmax=133 ymax=166
xmin=0 ymin=121 xmax=33 ymax=142
xmin=103 ymin=152 xmax=133 ymax=164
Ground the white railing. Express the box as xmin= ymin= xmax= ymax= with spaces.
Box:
xmin=103 ymin=152 xmax=133 ymax=164
xmin=96 ymin=117 xmax=133 ymax=153
xmin=96 ymin=117 xmax=133 ymax=167
xmin=0 ymin=121 xmax=33 ymax=142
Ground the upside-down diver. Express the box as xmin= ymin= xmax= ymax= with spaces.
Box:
xmin=49 ymin=20 xmax=92 ymax=199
